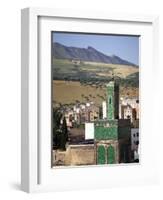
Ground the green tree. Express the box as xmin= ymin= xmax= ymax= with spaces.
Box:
xmin=53 ymin=108 xmax=63 ymax=149
xmin=53 ymin=108 xmax=69 ymax=151
xmin=60 ymin=117 xmax=68 ymax=150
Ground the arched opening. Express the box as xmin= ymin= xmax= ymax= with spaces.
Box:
xmin=107 ymin=145 xmax=115 ymax=164
xmin=97 ymin=145 xmax=106 ymax=164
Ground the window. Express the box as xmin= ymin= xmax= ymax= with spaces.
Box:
xmin=109 ymin=97 xmax=112 ymax=104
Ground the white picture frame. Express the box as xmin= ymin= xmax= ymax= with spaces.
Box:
xmin=21 ymin=7 xmax=159 ymax=193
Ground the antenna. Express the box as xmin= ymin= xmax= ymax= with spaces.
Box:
xmin=111 ymin=71 xmax=115 ymax=81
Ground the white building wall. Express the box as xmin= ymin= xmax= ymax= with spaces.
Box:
xmin=102 ymin=101 xmax=107 ymax=119
xmin=85 ymin=122 xmax=94 ymax=140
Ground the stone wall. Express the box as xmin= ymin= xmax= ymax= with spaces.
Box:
xmin=68 ymin=145 xmax=95 ymax=166
xmin=52 ymin=144 xmax=95 ymax=167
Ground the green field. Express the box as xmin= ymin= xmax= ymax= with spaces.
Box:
xmin=53 ymin=59 xmax=139 ymax=87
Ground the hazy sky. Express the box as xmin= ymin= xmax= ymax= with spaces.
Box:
xmin=53 ymin=32 xmax=139 ymax=65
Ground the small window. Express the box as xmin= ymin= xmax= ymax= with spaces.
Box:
xmin=136 ymin=132 xmax=139 ymax=137
xmin=109 ymin=97 xmax=112 ymax=104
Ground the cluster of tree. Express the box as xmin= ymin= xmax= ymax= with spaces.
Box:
xmin=118 ymin=72 xmax=139 ymax=87
xmin=53 ymin=108 xmax=68 ymax=151
xmin=53 ymin=70 xmax=139 ymax=88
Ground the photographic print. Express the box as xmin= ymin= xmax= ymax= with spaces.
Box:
xmin=52 ymin=32 xmax=139 ymax=167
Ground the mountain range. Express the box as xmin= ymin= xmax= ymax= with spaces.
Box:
xmin=52 ymin=42 xmax=137 ymax=67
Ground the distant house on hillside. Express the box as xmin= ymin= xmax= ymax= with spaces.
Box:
xmin=71 ymin=58 xmax=81 ymax=65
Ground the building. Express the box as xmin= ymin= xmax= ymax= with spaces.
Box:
xmin=121 ymin=104 xmax=137 ymax=122
xmin=120 ymin=97 xmax=139 ymax=120
xmin=85 ymin=122 xmax=94 ymax=140
xmin=94 ymin=81 xmax=132 ymax=164
xmin=85 ymin=104 xmax=99 ymax=122
xmin=106 ymin=81 xmax=119 ymax=120
xmin=72 ymin=103 xmax=99 ymax=125
xmin=102 ymin=101 xmax=107 ymax=119
xmin=54 ymin=81 xmax=138 ymax=166
xmin=64 ymin=109 xmax=74 ymax=128
xmin=131 ymin=128 xmax=139 ymax=161
xmin=71 ymin=58 xmax=81 ymax=65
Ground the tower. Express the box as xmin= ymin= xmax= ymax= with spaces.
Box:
xmin=106 ymin=81 xmax=119 ymax=120
xmin=94 ymin=81 xmax=131 ymax=164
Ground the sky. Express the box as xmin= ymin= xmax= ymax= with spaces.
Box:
xmin=53 ymin=32 xmax=139 ymax=66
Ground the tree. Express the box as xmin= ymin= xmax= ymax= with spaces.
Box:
xmin=53 ymin=108 xmax=63 ymax=149
xmin=60 ymin=117 xmax=68 ymax=150
xmin=53 ymin=107 xmax=69 ymax=151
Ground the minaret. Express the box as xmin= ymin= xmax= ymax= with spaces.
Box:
xmin=106 ymin=81 xmax=119 ymax=120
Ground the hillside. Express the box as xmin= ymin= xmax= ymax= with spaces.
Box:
xmin=52 ymin=58 xmax=139 ymax=87
xmin=52 ymin=80 xmax=139 ymax=107
xmin=52 ymin=42 xmax=138 ymax=66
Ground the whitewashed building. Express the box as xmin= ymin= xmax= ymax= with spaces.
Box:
xmin=85 ymin=122 xmax=94 ymax=140
xmin=102 ymin=101 xmax=107 ymax=119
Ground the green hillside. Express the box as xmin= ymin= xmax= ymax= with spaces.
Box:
xmin=53 ymin=59 xmax=139 ymax=87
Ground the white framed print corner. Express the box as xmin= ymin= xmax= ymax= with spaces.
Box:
xmin=21 ymin=7 xmax=159 ymax=193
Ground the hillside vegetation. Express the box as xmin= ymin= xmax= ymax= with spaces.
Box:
xmin=53 ymin=59 xmax=139 ymax=87
xmin=53 ymin=80 xmax=139 ymax=107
